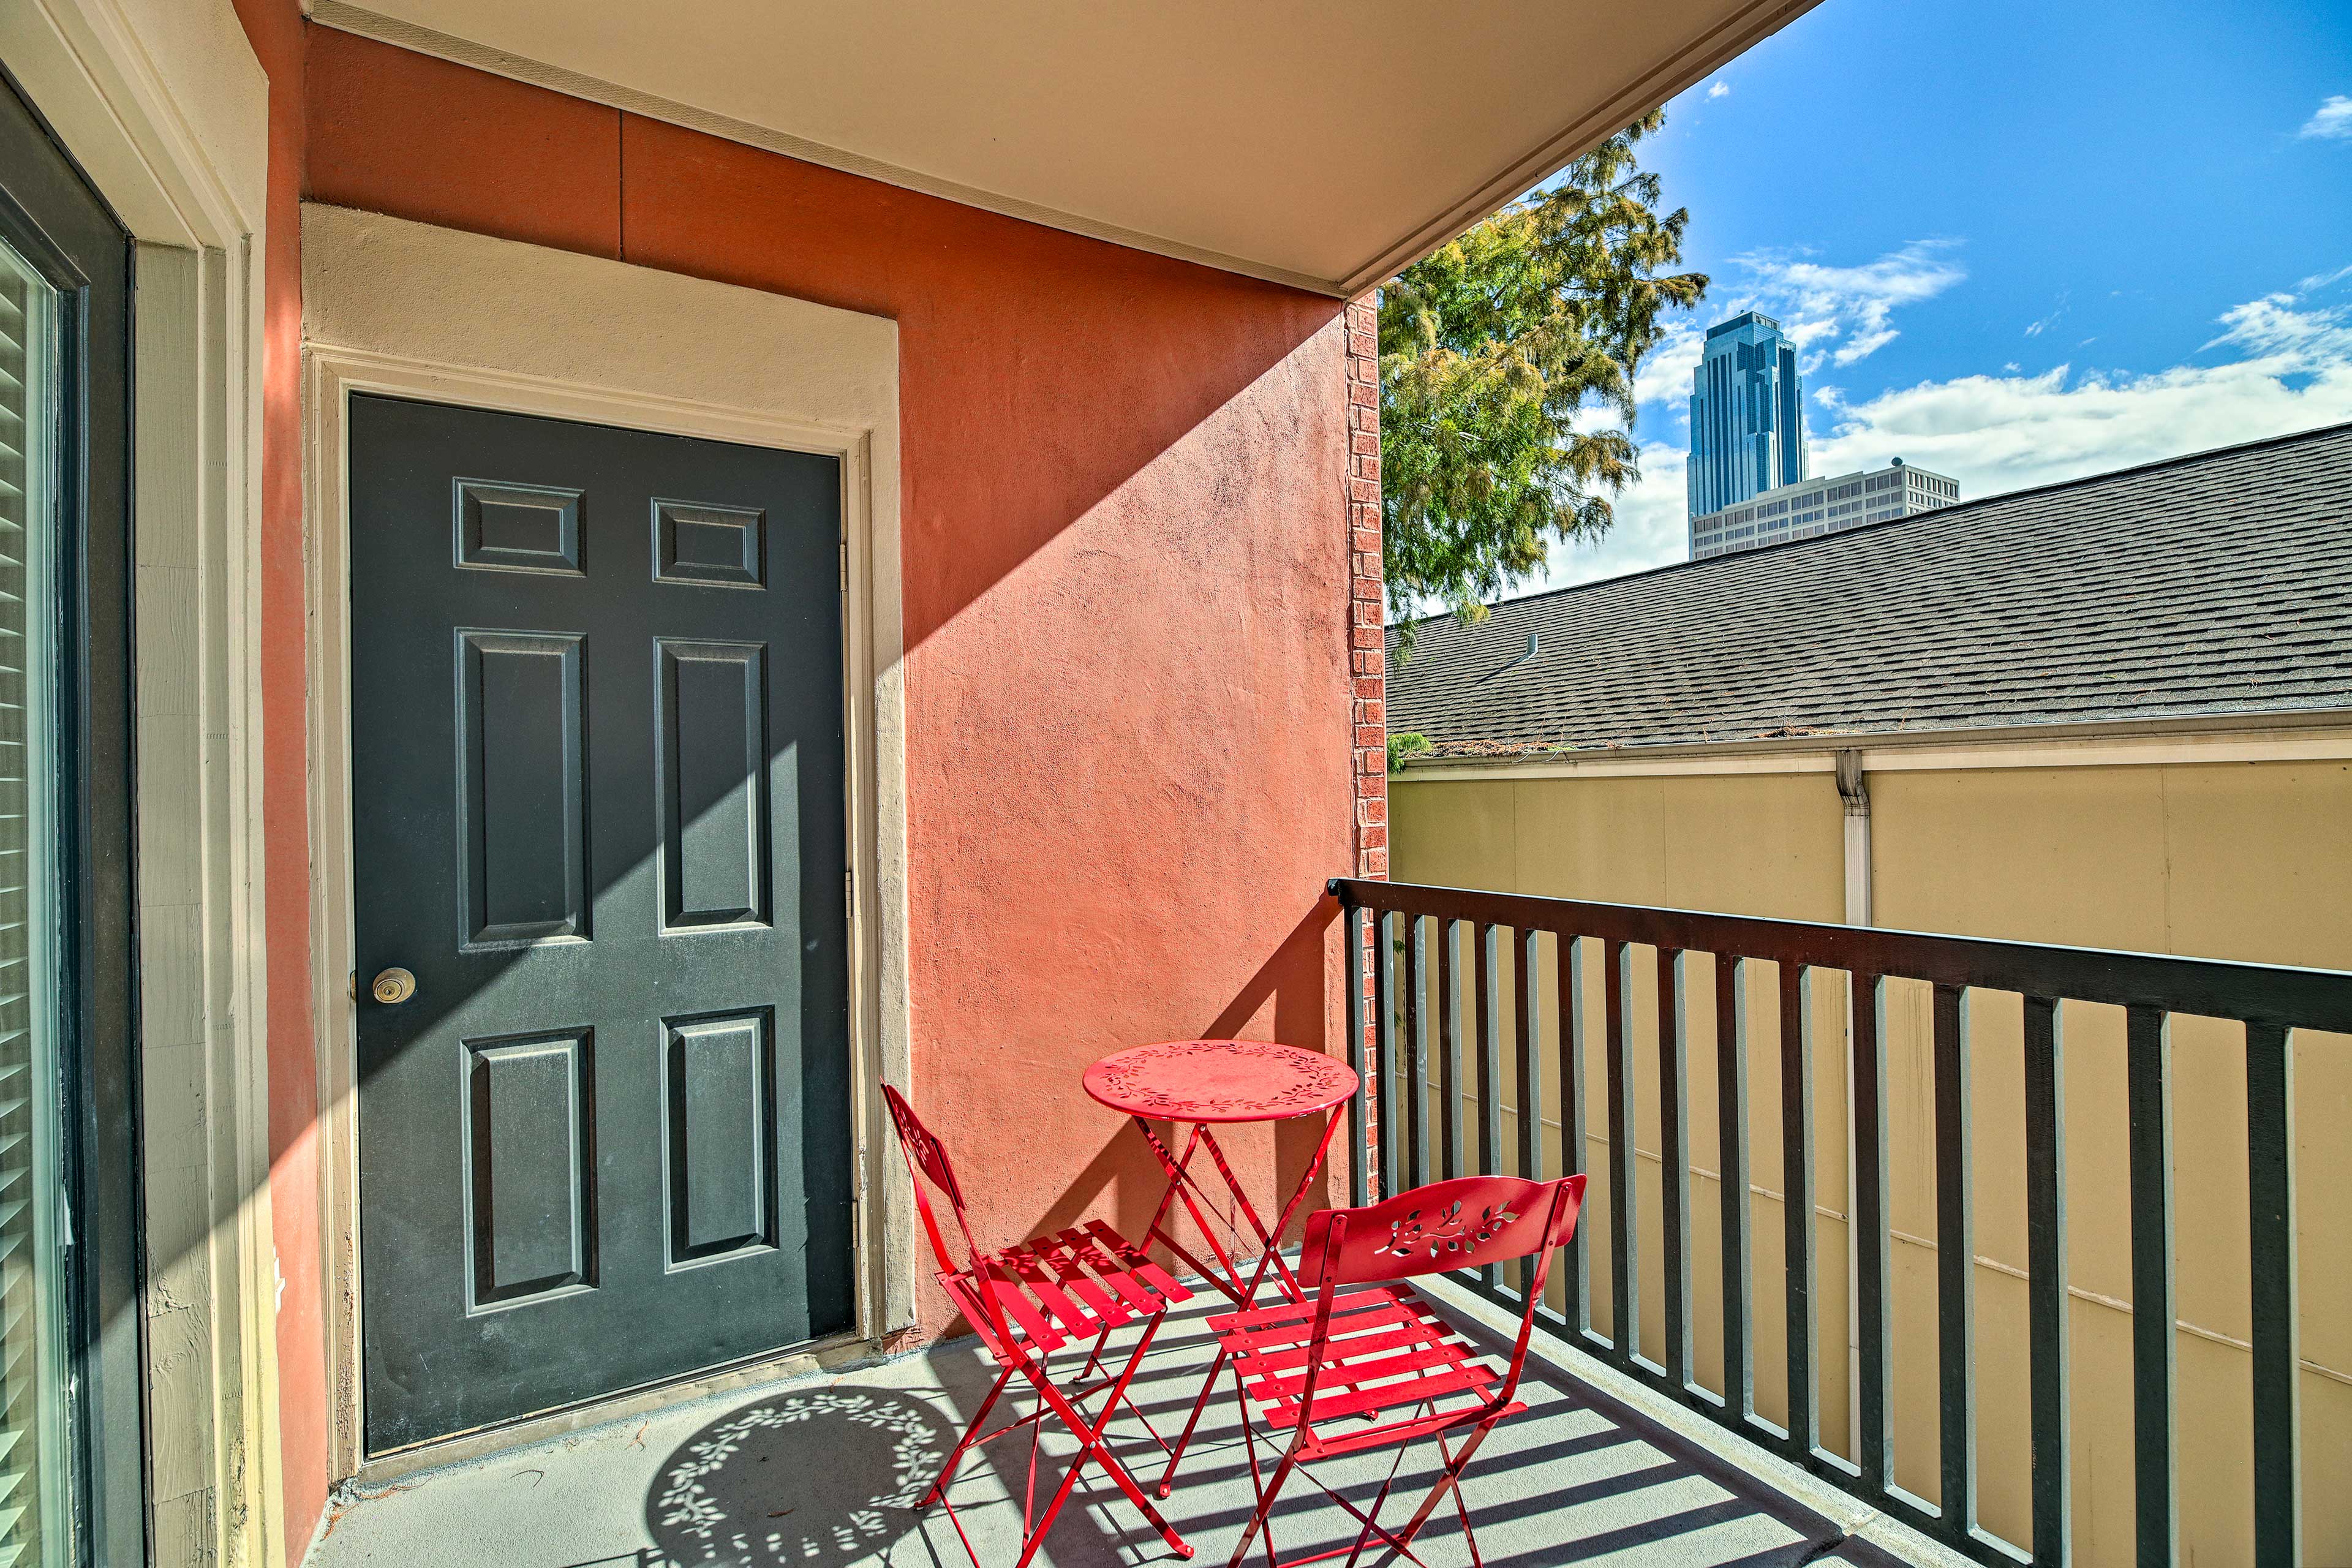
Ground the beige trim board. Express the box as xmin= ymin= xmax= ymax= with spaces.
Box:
xmin=301 ymin=202 xmax=914 ymax=1483
xmin=1398 ymin=712 xmax=2352 ymax=783
xmin=1 ymin=3 xmax=281 ymax=1565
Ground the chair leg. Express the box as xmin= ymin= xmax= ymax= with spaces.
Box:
xmin=1015 ymin=1319 xmax=1193 ymax=1567
xmin=1435 ymin=1429 xmax=1484 ymax=1568
xmin=1387 ymin=1419 xmax=1498 ymax=1556
xmin=1226 ymin=1438 xmax=1301 ymax=1568
xmin=922 ymin=1362 xmax=1020 ymax=1508
xmin=1156 ymin=1344 xmax=1228 ymax=1496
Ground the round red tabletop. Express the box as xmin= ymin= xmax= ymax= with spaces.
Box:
xmin=1084 ymin=1039 xmax=1358 ymax=1125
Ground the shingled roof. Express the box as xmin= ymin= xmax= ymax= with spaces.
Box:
xmin=1387 ymin=420 xmax=2352 ymax=758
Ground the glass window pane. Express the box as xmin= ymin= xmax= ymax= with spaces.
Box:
xmin=0 ymin=228 xmax=74 ymax=1568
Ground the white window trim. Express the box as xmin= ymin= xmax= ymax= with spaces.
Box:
xmin=299 ymin=202 xmax=913 ymax=1484
xmin=0 ymin=2 xmax=276 ymax=1564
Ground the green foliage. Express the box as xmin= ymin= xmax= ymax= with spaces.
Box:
xmin=1386 ymin=731 xmax=1434 ymax=772
xmin=1380 ymin=110 xmax=1706 ymax=636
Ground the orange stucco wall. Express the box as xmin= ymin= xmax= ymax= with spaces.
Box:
xmin=238 ymin=15 xmax=1363 ymax=1558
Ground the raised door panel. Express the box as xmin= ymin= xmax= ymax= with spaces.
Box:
xmin=657 ymin=639 xmax=770 ymax=931
xmin=463 ymin=1030 xmax=598 ymax=1310
xmin=663 ymin=1010 xmax=777 ymax=1265
xmin=456 ymin=630 xmax=589 ymax=949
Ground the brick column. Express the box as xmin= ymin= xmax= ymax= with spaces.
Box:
xmin=1344 ymin=294 xmax=1387 ymax=1194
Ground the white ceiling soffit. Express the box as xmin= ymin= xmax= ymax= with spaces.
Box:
xmin=309 ymin=0 xmax=1821 ymax=298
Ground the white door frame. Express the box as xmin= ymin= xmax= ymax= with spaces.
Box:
xmin=300 ymin=203 xmax=914 ymax=1482
xmin=0 ymin=2 xmax=277 ymax=1564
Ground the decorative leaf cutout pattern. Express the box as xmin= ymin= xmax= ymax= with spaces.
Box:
xmin=1377 ymin=1198 xmax=1522 ymax=1262
xmin=1085 ymin=1039 xmax=1358 ymax=1119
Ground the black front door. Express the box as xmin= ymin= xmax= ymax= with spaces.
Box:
xmin=349 ymin=394 xmax=855 ymax=1454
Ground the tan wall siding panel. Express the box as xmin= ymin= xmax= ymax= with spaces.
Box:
xmin=1394 ymin=756 xmax=2352 ymax=1567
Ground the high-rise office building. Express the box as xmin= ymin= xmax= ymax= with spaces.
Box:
xmin=1687 ymin=310 xmax=1806 ymax=521
xmin=1689 ymin=458 xmax=1960 ymax=560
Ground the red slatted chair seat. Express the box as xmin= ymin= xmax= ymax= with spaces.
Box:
xmin=946 ymin=1221 xmax=1191 ymax=1361
xmin=1207 ymin=1284 xmax=1519 ymax=1457
xmin=1207 ymin=1173 xmax=1587 ymax=1568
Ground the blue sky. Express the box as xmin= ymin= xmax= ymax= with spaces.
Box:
xmin=1529 ymin=0 xmax=2352 ymax=590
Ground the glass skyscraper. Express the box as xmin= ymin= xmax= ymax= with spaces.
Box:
xmin=1687 ymin=310 xmax=1806 ymax=521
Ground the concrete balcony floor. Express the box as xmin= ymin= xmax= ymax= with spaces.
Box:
xmin=310 ymin=1286 xmax=1931 ymax=1568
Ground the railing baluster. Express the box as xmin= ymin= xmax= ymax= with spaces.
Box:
xmin=1780 ymin=963 xmax=1816 ymax=1455
xmin=1717 ymin=956 xmax=1752 ymax=1423
xmin=1934 ymin=982 xmax=1976 ymax=1539
xmin=1605 ymin=939 xmax=1638 ymax=1360
xmin=1853 ymin=973 xmax=1891 ymax=1494
xmin=1658 ymin=948 xmax=1691 ymax=1389
xmin=1558 ymin=934 xmax=1591 ymax=1335
xmin=1374 ymin=911 xmax=1398 ymax=1202
xmin=2246 ymin=1022 xmax=2299 ymax=1568
xmin=1404 ymin=916 xmax=1428 ymax=1190
xmin=1477 ymin=924 xmax=1505 ymax=1291
xmin=2127 ymin=1005 xmax=2176 ymax=1568
xmin=2024 ymin=996 xmax=2068 ymax=1566
xmin=1440 ymin=920 xmax=1464 ymax=1184
xmin=1344 ymin=897 xmax=1368 ymax=1205
xmin=1515 ymin=925 xmax=1543 ymax=1303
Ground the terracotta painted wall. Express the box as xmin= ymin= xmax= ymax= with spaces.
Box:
xmin=269 ymin=16 xmax=1365 ymax=1545
xmin=222 ymin=0 xmax=328 ymax=1556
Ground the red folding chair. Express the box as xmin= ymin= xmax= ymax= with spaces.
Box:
xmin=881 ymin=1084 xmax=1197 ymax=1565
xmin=1207 ymin=1173 xmax=1586 ymax=1568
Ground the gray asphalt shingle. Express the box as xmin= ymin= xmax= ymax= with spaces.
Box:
xmin=1386 ymin=421 xmax=2352 ymax=756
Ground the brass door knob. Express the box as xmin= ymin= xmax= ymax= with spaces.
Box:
xmin=371 ymin=967 xmax=418 ymax=1005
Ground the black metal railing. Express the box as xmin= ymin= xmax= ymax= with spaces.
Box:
xmin=1330 ymin=876 xmax=2345 ymax=1568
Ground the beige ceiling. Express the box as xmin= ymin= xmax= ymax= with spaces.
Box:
xmin=311 ymin=0 xmax=1819 ymax=297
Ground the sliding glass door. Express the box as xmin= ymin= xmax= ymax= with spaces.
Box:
xmin=0 ymin=65 xmax=140 ymax=1568
xmin=0 ymin=216 xmax=75 ymax=1568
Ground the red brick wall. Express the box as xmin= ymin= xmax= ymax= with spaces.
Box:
xmin=1344 ymin=295 xmax=1388 ymax=1189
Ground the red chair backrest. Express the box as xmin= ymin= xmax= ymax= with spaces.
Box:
xmin=1301 ymin=1174 xmax=1585 ymax=1289
xmin=880 ymin=1084 xmax=985 ymax=1282
xmin=1289 ymin=1173 xmax=1586 ymax=1431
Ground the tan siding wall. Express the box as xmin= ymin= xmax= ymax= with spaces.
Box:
xmin=1390 ymin=759 xmax=2352 ymax=1568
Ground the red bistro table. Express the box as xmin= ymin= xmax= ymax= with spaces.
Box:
xmin=1084 ymin=1038 xmax=1359 ymax=1498
xmin=1084 ymin=1039 xmax=1359 ymax=1309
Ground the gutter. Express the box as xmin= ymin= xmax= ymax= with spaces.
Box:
xmin=1392 ymin=704 xmax=2352 ymax=778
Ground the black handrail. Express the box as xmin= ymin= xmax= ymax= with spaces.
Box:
xmin=1330 ymin=876 xmax=2335 ymax=1568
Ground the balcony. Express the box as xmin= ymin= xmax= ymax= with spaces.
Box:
xmin=296 ymin=875 xmax=2339 ymax=1568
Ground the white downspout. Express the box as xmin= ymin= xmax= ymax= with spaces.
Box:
xmin=1836 ymin=748 xmax=1871 ymax=1460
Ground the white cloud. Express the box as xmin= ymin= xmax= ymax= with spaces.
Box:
xmin=1525 ymin=440 xmax=1694 ymax=590
xmin=1725 ymin=240 xmax=1967 ymax=368
xmin=1797 ymin=284 xmax=2352 ymax=504
xmin=1706 ymin=81 xmax=1730 ymax=100
xmin=2299 ymin=94 xmax=2352 ymax=140
xmin=1630 ymin=319 xmax=1706 ymax=409
xmin=1515 ymin=273 xmax=2352 ymax=594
